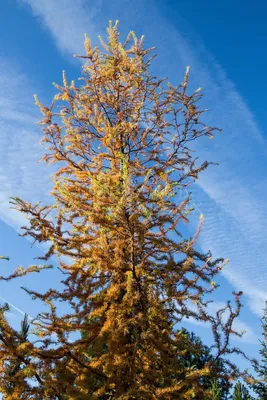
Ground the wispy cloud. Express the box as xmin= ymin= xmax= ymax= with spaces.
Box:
xmin=173 ymin=40 xmax=267 ymax=316
xmin=18 ymin=0 xmax=102 ymax=56
xmin=0 ymin=59 xmax=56 ymax=315
xmin=0 ymin=60 xmax=53 ymax=228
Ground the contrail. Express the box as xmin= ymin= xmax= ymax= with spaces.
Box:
xmin=0 ymin=295 xmax=33 ymax=321
xmin=0 ymin=214 xmax=45 ymax=321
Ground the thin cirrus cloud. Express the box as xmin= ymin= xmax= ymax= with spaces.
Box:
xmin=0 ymin=60 xmax=53 ymax=230
xmin=9 ymin=0 xmax=267 ymax=322
xmin=18 ymin=0 xmax=102 ymax=56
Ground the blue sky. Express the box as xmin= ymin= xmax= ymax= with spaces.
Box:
xmin=0 ymin=0 xmax=266 ymax=371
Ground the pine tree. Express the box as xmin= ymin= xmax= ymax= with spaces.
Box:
xmin=210 ymin=379 xmax=222 ymax=400
xmin=0 ymin=22 xmax=248 ymax=399
xmin=252 ymin=303 xmax=267 ymax=399
xmin=174 ymin=329 xmax=231 ymax=399
xmin=232 ymin=381 xmax=253 ymax=400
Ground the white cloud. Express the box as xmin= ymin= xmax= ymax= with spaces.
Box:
xmin=18 ymin=0 xmax=102 ymax=56
xmin=0 ymin=59 xmax=58 ymax=317
xmin=0 ymin=60 xmax=53 ymax=229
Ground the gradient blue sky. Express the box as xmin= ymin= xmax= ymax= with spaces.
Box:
xmin=0 ymin=0 xmax=266 ymax=371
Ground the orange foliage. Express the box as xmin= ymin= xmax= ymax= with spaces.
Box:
xmin=0 ymin=22 xmax=249 ymax=399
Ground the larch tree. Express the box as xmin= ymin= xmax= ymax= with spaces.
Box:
xmin=0 ymin=22 xmax=249 ymax=399
xmin=0 ymin=313 xmax=30 ymax=398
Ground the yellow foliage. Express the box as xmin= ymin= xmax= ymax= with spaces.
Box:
xmin=0 ymin=21 xmax=245 ymax=400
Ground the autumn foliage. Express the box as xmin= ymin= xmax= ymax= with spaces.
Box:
xmin=0 ymin=22 xmax=248 ymax=399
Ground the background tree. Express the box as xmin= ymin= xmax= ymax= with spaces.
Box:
xmin=209 ymin=379 xmax=223 ymax=400
xmin=251 ymin=303 xmax=267 ymax=399
xmin=232 ymin=381 xmax=253 ymax=400
xmin=174 ymin=329 xmax=231 ymax=399
xmin=0 ymin=22 xmax=249 ymax=399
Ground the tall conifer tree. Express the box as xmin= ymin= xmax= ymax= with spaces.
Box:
xmin=0 ymin=22 xmax=247 ymax=399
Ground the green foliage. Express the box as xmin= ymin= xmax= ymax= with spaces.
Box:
xmin=210 ymin=379 xmax=223 ymax=400
xmin=252 ymin=303 xmax=267 ymax=399
xmin=176 ymin=329 xmax=231 ymax=399
xmin=232 ymin=381 xmax=253 ymax=400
